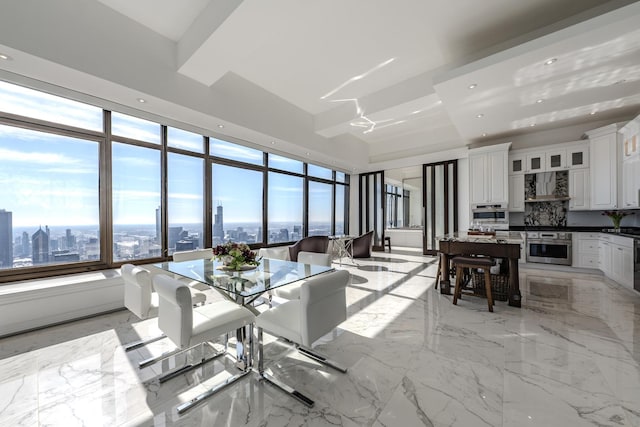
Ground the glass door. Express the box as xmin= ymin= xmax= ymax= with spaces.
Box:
xmin=359 ymin=171 xmax=385 ymax=251
xmin=423 ymin=160 xmax=458 ymax=255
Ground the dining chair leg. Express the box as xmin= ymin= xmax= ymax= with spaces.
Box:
xmin=124 ymin=333 xmax=166 ymax=352
xmin=257 ymin=327 xmax=315 ymax=407
xmin=297 ymin=346 xmax=347 ymax=373
xmin=452 ymin=266 xmax=463 ymax=305
xmin=484 ymin=269 xmax=494 ymax=312
xmin=434 ymin=254 xmax=441 ymax=290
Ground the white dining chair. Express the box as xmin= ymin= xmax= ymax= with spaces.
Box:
xmin=255 ymin=269 xmax=350 ymax=407
xmin=122 ymin=264 xmax=208 ymax=352
xmin=274 ymin=251 xmax=332 ymax=300
xmin=151 ymin=274 xmax=256 ymax=413
xmin=172 ymin=248 xmax=214 ymax=292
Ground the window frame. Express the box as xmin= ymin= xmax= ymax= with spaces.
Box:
xmin=0 ymin=81 xmax=349 ymax=283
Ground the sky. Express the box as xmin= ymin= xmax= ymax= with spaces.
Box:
xmin=0 ymin=81 xmax=338 ymax=229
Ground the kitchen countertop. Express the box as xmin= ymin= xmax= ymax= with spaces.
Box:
xmin=438 ymin=231 xmax=523 ymax=244
xmin=508 ymin=226 xmax=640 ymax=239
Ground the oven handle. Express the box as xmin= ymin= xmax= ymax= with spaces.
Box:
xmin=528 ymin=239 xmax=572 ymax=245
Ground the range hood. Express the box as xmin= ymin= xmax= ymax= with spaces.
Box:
xmin=526 ymin=171 xmax=570 ymax=202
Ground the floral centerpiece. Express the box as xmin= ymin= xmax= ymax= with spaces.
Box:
xmin=602 ymin=210 xmax=634 ymax=231
xmin=212 ymin=242 xmax=260 ymax=271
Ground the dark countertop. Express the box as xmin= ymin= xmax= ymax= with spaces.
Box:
xmin=509 ymin=226 xmax=640 ymax=238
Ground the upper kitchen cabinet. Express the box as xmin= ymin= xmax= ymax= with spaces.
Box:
xmin=525 ymin=152 xmax=546 ymax=173
xmin=545 ymin=149 xmax=567 ymax=171
xmin=469 ymin=142 xmax=511 ymax=206
xmin=509 ymin=154 xmax=525 ymax=175
xmin=566 ymin=145 xmax=589 ymax=169
xmin=586 ymin=124 xmax=621 ymax=210
xmin=620 ymin=115 xmax=640 ymax=208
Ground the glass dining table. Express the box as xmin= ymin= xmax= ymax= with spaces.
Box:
xmin=154 ymin=257 xmax=334 ymax=308
xmin=153 ymin=257 xmax=334 ymax=413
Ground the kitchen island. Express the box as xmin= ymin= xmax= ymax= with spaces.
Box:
xmin=438 ymin=232 xmax=523 ymax=307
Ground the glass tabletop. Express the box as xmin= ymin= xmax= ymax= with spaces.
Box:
xmin=154 ymin=258 xmax=334 ymax=299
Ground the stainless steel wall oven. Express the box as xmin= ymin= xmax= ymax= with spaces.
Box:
xmin=526 ymin=232 xmax=572 ymax=266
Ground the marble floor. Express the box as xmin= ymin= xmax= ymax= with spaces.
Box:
xmin=1 ymin=251 xmax=640 ymax=426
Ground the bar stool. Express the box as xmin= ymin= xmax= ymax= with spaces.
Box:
xmin=384 ymin=236 xmax=391 ymax=252
xmin=451 ymin=256 xmax=494 ymax=312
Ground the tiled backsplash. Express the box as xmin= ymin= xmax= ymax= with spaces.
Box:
xmin=524 ymin=171 xmax=569 ymax=226
xmin=524 ymin=201 xmax=567 ymax=226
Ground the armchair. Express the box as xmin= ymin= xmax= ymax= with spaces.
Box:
xmin=288 ymin=235 xmax=329 ymax=262
xmin=350 ymin=230 xmax=374 ymax=258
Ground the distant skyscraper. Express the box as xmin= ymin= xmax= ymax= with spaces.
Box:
xmin=21 ymin=231 xmax=30 ymax=257
xmin=0 ymin=209 xmax=13 ymax=268
xmin=66 ymin=228 xmax=76 ymax=249
xmin=32 ymin=226 xmax=50 ymax=264
xmin=168 ymin=226 xmax=183 ymax=251
xmin=213 ymin=204 xmax=224 ymax=241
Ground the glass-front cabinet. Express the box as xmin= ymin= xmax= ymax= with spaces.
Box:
xmin=545 ymin=149 xmax=567 ymax=171
xmin=509 ymin=154 xmax=525 ymax=174
xmin=567 ymin=145 xmax=589 ymax=169
xmin=525 ymin=152 xmax=545 ymax=173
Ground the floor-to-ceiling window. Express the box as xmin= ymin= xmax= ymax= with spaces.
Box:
xmin=0 ymin=79 xmax=349 ymax=282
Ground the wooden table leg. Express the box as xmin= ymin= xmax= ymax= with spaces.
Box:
xmin=508 ymin=258 xmax=521 ymax=307
xmin=440 ymin=253 xmax=451 ymax=295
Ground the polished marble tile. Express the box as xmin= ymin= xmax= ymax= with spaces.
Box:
xmin=1 ymin=254 xmax=640 ymax=426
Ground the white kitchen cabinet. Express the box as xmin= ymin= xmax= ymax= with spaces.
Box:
xmin=620 ymin=116 xmax=640 ymax=209
xmin=598 ymin=238 xmax=612 ymax=276
xmin=509 ymin=154 xmax=525 ymax=175
xmin=569 ymin=168 xmax=590 ymax=210
xmin=567 ymin=145 xmax=589 ymax=169
xmin=598 ymin=233 xmax=634 ymax=289
xmin=508 ymin=174 xmax=525 ymax=212
xmin=587 ymin=125 xmax=620 ymax=210
xmin=469 ymin=144 xmax=510 ymax=205
xmin=546 ymin=149 xmax=567 ymax=171
xmin=621 ymin=155 xmax=640 ymax=208
xmin=525 ymin=152 xmax=545 ymax=173
xmin=573 ymin=232 xmax=599 ymax=268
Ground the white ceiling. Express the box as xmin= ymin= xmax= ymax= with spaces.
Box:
xmin=1 ymin=0 xmax=640 ymax=168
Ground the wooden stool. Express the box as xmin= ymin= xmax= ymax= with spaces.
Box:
xmin=384 ymin=236 xmax=391 ymax=252
xmin=451 ymin=256 xmax=494 ymax=312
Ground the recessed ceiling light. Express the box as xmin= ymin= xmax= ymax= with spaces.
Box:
xmin=136 ymin=98 xmax=146 ymax=103
xmin=476 ymin=113 xmax=484 ymax=118
xmin=217 ymin=124 xmax=224 ymax=129
xmin=468 ymin=83 xmax=477 ymax=89
xmin=305 ymin=152 xmax=310 ymax=156
xmin=536 ymin=99 xmax=544 ymax=104
xmin=530 ymin=124 xmax=536 ymax=127
xmin=590 ymin=111 xmax=596 ymax=115
xmin=482 ymin=133 xmax=487 ymax=137
xmin=270 ymin=140 xmax=276 ymax=145
xmin=0 ymin=53 xmax=11 ymax=61
xmin=544 ymin=58 xmax=557 ymax=65
xmin=437 ymin=100 xmax=443 ymax=104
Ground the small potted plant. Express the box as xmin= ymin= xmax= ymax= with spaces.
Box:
xmin=212 ymin=242 xmax=261 ymax=271
xmin=601 ymin=210 xmax=634 ymax=232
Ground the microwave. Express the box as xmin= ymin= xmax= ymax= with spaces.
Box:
xmin=471 ymin=204 xmax=509 ymax=230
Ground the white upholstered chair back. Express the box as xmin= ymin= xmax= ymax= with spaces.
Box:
xmin=172 ymin=248 xmax=212 ymax=262
xmin=122 ymin=264 xmax=153 ymax=319
xmin=297 ymin=251 xmax=332 ymax=267
xmin=153 ymin=275 xmax=194 ymax=349
xmin=299 ymin=269 xmax=349 ymax=346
